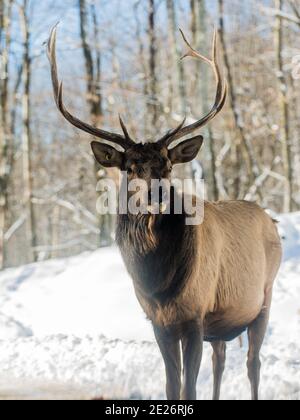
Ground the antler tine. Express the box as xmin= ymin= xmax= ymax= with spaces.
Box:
xmin=179 ymin=28 xmax=211 ymax=65
xmin=47 ymin=25 xmax=134 ymax=150
xmin=157 ymin=118 xmax=187 ymax=147
xmin=119 ymin=115 xmax=134 ymax=142
xmin=47 ymin=24 xmax=60 ymax=108
xmin=159 ymin=29 xmax=227 ymax=147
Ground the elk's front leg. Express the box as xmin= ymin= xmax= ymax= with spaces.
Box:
xmin=153 ymin=325 xmax=182 ymax=400
xmin=181 ymin=319 xmax=204 ymax=400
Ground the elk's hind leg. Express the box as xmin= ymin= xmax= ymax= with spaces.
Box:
xmin=247 ymin=292 xmax=272 ymax=401
xmin=211 ymin=341 xmax=226 ymax=400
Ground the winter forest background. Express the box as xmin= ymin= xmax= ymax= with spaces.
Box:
xmin=1 ymin=0 xmax=300 ymax=269
xmin=1 ymin=0 xmax=300 ymax=401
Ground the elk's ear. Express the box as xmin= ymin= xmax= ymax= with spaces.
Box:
xmin=168 ymin=136 xmax=203 ymax=165
xmin=91 ymin=142 xmax=124 ymax=169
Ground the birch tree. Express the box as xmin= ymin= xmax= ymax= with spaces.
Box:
xmin=148 ymin=0 xmax=159 ymax=132
xmin=218 ymin=0 xmax=260 ymax=197
xmin=79 ymin=0 xmax=113 ymax=246
xmin=166 ymin=0 xmax=187 ymax=115
xmin=19 ymin=0 xmax=36 ymax=262
xmin=191 ymin=0 xmax=219 ymax=200
xmin=0 ymin=0 xmax=13 ymax=269
xmin=275 ymin=0 xmax=293 ymax=212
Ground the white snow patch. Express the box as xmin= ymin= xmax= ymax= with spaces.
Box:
xmin=0 ymin=313 xmax=32 ymax=340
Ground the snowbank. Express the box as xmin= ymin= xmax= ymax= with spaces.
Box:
xmin=0 ymin=248 xmax=152 ymax=341
xmin=0 ymin=213 xmax=299 ymax=400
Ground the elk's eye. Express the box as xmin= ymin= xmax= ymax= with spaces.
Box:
xmin=106 ymin=153 xmax=111 ymax=161
xmin=137 ymin=167 xmax=144 ymax=176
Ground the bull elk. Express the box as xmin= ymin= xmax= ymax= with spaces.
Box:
xmin=47 ymin=25 xmax=282 ymax=400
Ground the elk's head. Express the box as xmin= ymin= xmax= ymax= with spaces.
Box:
xmin=47 ymin=26 xmax=227 ymax=208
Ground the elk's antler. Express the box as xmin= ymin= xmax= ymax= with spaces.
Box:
xmin=47 ymin=24 xmax=134 ymax=150
xmin=158 ymin=29 xmax=227 ymax=148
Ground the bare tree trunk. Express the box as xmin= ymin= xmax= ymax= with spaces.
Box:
xmin=0 ymin=1 xmax=8 ymax=268
xmin=51 ymin=205 xmax=60 ymax=259
xmin=79 ymin=0 xmax=102 ymax=121
xmin=9 ymin=63 xmax=23 ymax=173
xmin=0 ymin=120 xmax=5 ymax=269
xmin=20 ymin=0 xmax=36 ymax=262
xmin=190 ymin=0 xmax=197 ymax=44
xmin=79 ymin=0 xmax=112 ymax=247
xmin=190 ymin=0 xmax=201 ymax=98
xmin=0 ymin=1 xmax=3 ymax=39
xmin=166 ymin=0 xmax=193 ymax=181
xmin=0 ymin=1 xmax=5 ymax=269
xmin=148 ymin=0 xmax=159 ymax=133
xmin=218 ymin=0 xmax=259 ymax=197
xmin=166 ymin=0 xmax=187 ymax=115
xmin=275 ymin=0 xmax=293 ymax=213
xmin=0 ymin=0 xmax=13 ymax=269
xmin=196 ymin=0 xmax=219 ymax=201
xmin=134 ymin=1 xmax=149 ymax=136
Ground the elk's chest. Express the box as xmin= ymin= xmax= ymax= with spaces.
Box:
xmin=116 ymin=214 xmax=197 ymax=325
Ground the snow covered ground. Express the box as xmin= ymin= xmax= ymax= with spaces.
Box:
xmin=0 ymin=213 xmax=300 ymax=400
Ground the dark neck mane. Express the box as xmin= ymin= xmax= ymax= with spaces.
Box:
xmin=116 ymin=213 xmax=160 ymax=256
xmin=116 ymin=211 xmax=197 ymax=304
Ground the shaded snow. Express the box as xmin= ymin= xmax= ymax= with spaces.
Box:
xmin=0 ymin=212 xmax=299 ymax=400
